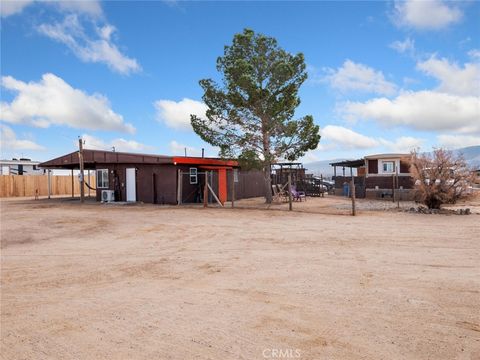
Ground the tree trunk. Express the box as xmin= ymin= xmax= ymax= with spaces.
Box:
xmin=261 ymin=118 xmax=272 ymax=204
xmin=264 ymin=161 xmax=273 ymax=204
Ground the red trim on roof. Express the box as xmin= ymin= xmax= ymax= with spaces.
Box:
xmin=173 ymin=157 xmax=238 ymax=167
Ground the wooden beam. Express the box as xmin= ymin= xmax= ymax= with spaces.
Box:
xmin=203 ymin=171 xmax=208 ymax=208
xmin=47 ymin=170 xmax=51 ymax=199
xmin=78 ymin=138 xmax=85 ymax=203
xmin=350 ymin=178 xmax=356 ymax=216
xmin=207 ymin=182 xmax=223 ymax=207
xmin=177 ymin=169 xmax=182 ymax=205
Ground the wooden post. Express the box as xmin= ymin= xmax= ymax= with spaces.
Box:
xmin=34 ymin=176 xmax=39 ymax=200
xmin=320 ymin=174 xmax=324 ymax=197
xmin=392 ymin=174 xmax=395 ymax=203
xmin=396 ymin=166 xmax=400 ymax=208
xmin=78 ymin=138 xmax=85 ymax=203
xmin=231 ymin=169 xmax=235 ymax=208
xmin=88 ymin=170 xmax=91 ymax=197
xmin=350 ymin=178 xmax=356 ymax=216
xmin=176 ymin=170 xmax=181 ymax=205
xmin=47 ymin=170 xmax=51 ymax=199
xmin=203 ymin=171 xmax=208 ymax=208
xmin=71 ymin=169 xmax=74 ymax=198
xmin=288 ymin=172 xmax=293 ymax=211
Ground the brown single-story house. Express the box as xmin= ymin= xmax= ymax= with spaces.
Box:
xmin=39 ymin=150 xmax=265 ymax=204
xmin=331 ymin=153 xmax=414 ymax=200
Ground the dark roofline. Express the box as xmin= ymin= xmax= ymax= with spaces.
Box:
xmin=329 ymin=159 xmax=365 ymax=168
xmin=39 ymin=149 xmax=238 ymax=169
xmin=272 ymin=162 xmax=303 ymax=166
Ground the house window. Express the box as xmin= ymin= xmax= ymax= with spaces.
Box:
xmin=382 ymin=161 xmax=395 ymax=173
xmin=189 ymin=168 xmax=198 ymax=184
xmin=233 ymin=169 xmax=239 ymax=183
xmin=96 ymin=169 xmax=109 ymax=188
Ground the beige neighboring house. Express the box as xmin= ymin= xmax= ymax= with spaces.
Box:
xmin=0 ymin=158 xmax=45 ymax=175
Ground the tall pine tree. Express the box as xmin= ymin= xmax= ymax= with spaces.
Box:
xmin=191 ymin=29 xmax=320 ymax=203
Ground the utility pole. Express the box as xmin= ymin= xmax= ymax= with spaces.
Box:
xmin=78 ymin=137 xmax=85 ymax=203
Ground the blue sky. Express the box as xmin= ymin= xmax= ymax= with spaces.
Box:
xmin=1 ymin=0 xmax=479 ymax=163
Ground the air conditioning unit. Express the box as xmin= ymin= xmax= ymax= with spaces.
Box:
xmin=101 ymin=190 xmax=115 ymax=203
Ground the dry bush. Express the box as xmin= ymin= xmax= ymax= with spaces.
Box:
xmin=410 ymin=149 xmax=475 ymax=209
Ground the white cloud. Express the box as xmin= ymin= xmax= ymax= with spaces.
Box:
xmin=169 ymin=140 xmax=219 ymax=157
xmin=390 ymin=37 xmax=415 ymax=55
xmin=468 ymin=49 xmax=480 ymax=60
xmin=323 ymin=60 xmax=397 ymax=95
xmin=417 ymin=56 xmax=480 ymax=96
xmin=0 ymin=0 xmax=33 ymax=17
xmin=341 ymin=90 xmax=480 ymax=134
xmin=0 ymin=124 xmax=45 ymax=151
xmin=0 ymin=73 xmax=135 ymax=133
xmin=437 ymin=134 xmax=480 ymax=149
xmin=54 ymin=1 xmax=102 ymax=17
xmin=0 ymin=0 xmax=102 ymax=18
xmin=155 ymin=98 xmax=208 ymax=131
xmin=321 ymin=125 xmax=380 ymax=149
xmin=392 ymin=0 xmax=462 ymax=30
xmin=379 ymin=136 xmax=424 ymax=153
xmin=315 ymin=125 xmax=424 ymax=154
xmin=300 ymin=151 xmax=320 ymax=163
xmin=81 ymin=134 xmax=152 ymax=153
xmin=37 ymin=15 xmax=140 ymax=75
xmin=169 ymin=140 xmax=200 ymax=156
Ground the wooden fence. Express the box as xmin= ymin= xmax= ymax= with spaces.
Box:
xmin=0 ymin=175 xmax=96 ymax=198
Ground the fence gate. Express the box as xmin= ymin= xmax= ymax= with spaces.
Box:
xmin=177 ymin=170 xmax=221 ymax=205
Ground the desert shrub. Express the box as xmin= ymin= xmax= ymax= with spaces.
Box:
xmin=410 ymin=149 xmax=475 ymax=209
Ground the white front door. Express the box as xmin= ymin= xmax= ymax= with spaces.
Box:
xmin=126 ymin=168 xmax=136 ymax=202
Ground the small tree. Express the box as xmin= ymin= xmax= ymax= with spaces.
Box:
xmin=191 ymin=29 xmax=320 ymax=203
xmin=410 ymin=148 xmax=474 ymax=209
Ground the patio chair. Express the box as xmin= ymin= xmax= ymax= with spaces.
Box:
xmin=290 ymin=185 xmax=306 ymax=202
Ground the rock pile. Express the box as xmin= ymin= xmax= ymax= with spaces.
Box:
xmin=406 ymin=207 xmax=471 ymax=215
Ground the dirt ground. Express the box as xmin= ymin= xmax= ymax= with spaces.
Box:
xmin=1 ymin=196 xmax=479 ymax=360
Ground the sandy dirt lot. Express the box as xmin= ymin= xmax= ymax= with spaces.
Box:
xmin=1 ymin=196 xmax=479 ymax=360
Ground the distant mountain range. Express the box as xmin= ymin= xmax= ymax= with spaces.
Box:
xmin=304 ymin=145 xmax=480 ymax=177
xmin=454 ymin=145 xmax=480 ymax=168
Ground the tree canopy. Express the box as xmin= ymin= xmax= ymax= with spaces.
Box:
xmin=191 ymin=28 xmax=320 ymax=202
